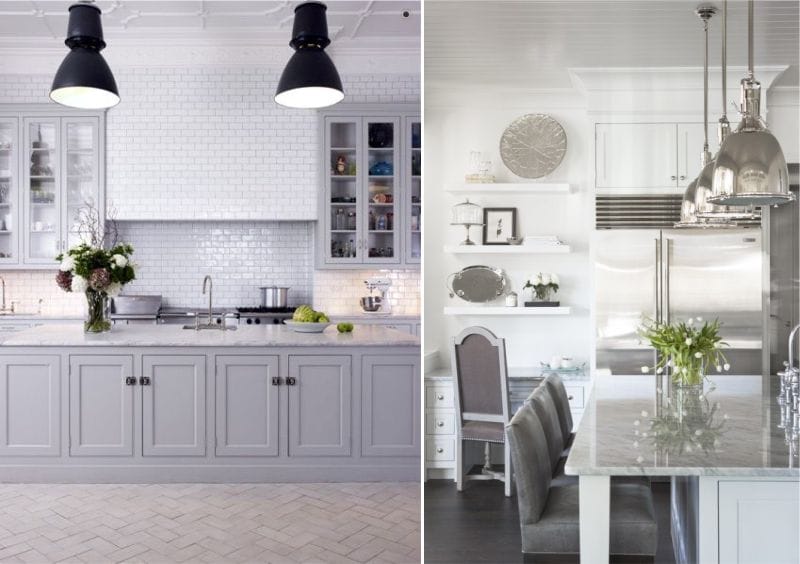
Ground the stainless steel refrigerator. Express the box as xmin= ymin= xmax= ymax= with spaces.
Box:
xmin=595 ymin=226 xmax=764 ymax=375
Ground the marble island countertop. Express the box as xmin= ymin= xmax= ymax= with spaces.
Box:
xmin=0 ymin=323 xmax=420 ymax=348
xmin=565 ymin=374 xmax=799 ymax=478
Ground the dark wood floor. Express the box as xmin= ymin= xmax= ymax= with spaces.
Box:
xmin=424 ymin=479 xmax=675 ymax=564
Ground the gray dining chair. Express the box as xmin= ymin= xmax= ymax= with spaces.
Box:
xmin=505 ymin=402 xmax=658 ymax=558
xmin=450 ymin=326 xmax=513 ymax=496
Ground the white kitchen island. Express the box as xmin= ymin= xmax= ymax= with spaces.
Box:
xmin=565 ymin=375 xmax=799 ymax=564
xmin=0 ymin=324 xmax=420 ymax=482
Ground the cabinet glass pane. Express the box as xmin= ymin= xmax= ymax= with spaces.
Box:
xmin=65 ymin=121 xmax=98 ymax=248
xmin=27 ymin=121 xmax=58 ymax=260
xmin=329 ymin=121 xmax=359 ymax=260
xmin=409 ymin=120 xmax=421 ymax=261
xmin=0 ymin=121 xmax=17 ymax=260
xmin=366 ymin=121 xmax=396 ymax=260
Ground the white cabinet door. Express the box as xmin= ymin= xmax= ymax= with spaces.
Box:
xmin=362 ymin=355 xmax=419 ymax=457
xmin=142 ymin=355 xmax=206 ymax=457
xmin=0 ymin=355 xmax=60 ymax=456
xmin=0 ymin=117 xmax=20 ymax=265
xmin=69 ymin=355 xmax=134 ymax=456
xmin=718 ymin=480 xmax=800 ymax=564
xmin=595 ymin=123 xmax=678 ymax=192
xmin=677 ymin=123 xmax=717 ymax=191
xmin=23 ymin=118 xmax=62 ymax=264
xmin=215 ymin=355 xmax=280 ymax=456
xmin=62 ymin=117 xmax=101 ymax=250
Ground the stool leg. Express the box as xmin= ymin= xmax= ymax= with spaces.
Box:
xmin=482 ymin=442 xmax=492 ymax=474
xmin=504 ymin=442 xmax=512 ymax=497
xmin=456 ymin=437 xmax=464 ymax=491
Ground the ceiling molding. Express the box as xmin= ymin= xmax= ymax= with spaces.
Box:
xmin=569 ymin=66 xmax=789 ymax=92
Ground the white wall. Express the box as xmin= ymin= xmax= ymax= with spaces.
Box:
xmin=424 ymin=89 xmax=593 ymax=369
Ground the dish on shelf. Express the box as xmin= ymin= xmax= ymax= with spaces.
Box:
xmin=446 ymin=265 xmax=507 ymax=303
xmin=368 ymin=162 xmax=393 ymax=176
xmin=539 ymin=361 xmax=586 ymax=374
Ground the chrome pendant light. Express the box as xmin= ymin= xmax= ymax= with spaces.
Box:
xmin=50 ymin=2 xmax=119 ymax=110
xmin=695 ymin=0 xmax=759 ymax=221
xmin=708 ymin=0 xmax=794 ymax=206
xmin=275 ymin=2 xmax=344 ymax=109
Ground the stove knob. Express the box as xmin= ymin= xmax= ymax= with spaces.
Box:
xmin=255 ymin=318 xmax=261 ymax=325
xmin=246 ymin=318 xmax=253 ymax=325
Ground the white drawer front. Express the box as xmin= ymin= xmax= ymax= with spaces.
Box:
xmin=426 ymin=385 xmax=454 ymax=408
xmin=565 ymin=385 xmax=585 ymax=409
xmin=425 ymin=438 xmax=455 ymax=461
xmin=425 ymin=412 xmax=455 ymax=435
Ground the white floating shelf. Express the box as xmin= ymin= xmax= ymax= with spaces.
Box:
xmin=444 ymin=244 xmax=570 ymax=254
xmin=446 ymin=182 xmax=571 ymax=194
xmin=444 ymin=306 xmax=571 ymax=316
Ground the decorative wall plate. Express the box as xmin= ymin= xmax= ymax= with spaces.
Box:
xmin=499 ymin=114 xmax=567 ymax=178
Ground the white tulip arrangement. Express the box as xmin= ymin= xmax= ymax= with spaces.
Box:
xmin=524 ymin=272 xmax=560 ymax=301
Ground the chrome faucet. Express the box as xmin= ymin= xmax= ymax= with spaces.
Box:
xmin=202 ymin=275 xmax=213 ymax=325
xmin=0 ymin=276 xmax=5 ymax=311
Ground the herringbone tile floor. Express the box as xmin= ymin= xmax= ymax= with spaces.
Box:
xmin=0 ymin=483 xmax=420 ymax=564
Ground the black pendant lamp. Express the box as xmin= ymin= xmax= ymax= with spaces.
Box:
xmin=275 ymin=2 xmax=344 ymax=109
xmin=50 ymin=2 xmax=119 ymax=110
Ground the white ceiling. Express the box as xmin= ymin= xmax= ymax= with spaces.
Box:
xmin=425 ymin=0 xmax=799 ymax=89
xmin=0 ymin=1 xmax=421 ymax=42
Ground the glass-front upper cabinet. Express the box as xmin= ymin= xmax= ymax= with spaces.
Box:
xmin=0 ymin=118 xmax=19 ymax=264
xmin=24 ymin=118 xmax=61 ymax=264
xmin=364 ymin=117 xmax=400 ymax=265
xmin=327 ymin=117 xmax=361 ymax=263
xmin=405 ymin=117 xmax=421 ymax=264
xmin=63 ymin=118 xmax=100 ymax=250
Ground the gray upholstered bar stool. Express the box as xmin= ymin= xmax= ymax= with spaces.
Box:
xmin=506 ymin=403 xmax=658 ymax=559
xmin=450 ymin=326 xmax=513 ymax=496
xmin=543 ymin=373 xmax=574 ymax=451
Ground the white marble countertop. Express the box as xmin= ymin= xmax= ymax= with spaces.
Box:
xmin=565 ymin=374 xmax=799 ymax=477
xmin=331 ymin=313 xmax=420 ymax=320
xmin=0 ymin=323 xmax=420 ymax=348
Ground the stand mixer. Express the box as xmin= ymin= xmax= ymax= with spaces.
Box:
xmin=360 ymin=278 xmax=392 ymax=314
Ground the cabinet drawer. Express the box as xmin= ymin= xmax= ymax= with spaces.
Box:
xmin=425 ymin=412 xmax=455 ymax=435
xmin=565 ymin=385 xmax=584 ymax=409
xmin=425 ymin=438 xmax=455 ymax=461
xmin=426 ymin=385 xmax=454 ymax=408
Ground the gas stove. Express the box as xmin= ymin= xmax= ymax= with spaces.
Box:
xmin=236 ymin=306 xmax=296 ymax=325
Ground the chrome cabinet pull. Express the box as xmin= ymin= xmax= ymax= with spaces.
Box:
xmin=124 ymin=376 xmax=136 ymax=386
xmin=436 ymin=447 xmax=444 ymax=454
xmin=139 ymin=376 xmax=151 ymax=386
xmin=568 ymin=395 xmax=574 ymax=401
xmin=670 ymin=175 xmax=677 ymax=181
xmin=436 ymin=393 xmax=444 ymax=401
xmin=436 ymin=420 xmax=445 ymax=427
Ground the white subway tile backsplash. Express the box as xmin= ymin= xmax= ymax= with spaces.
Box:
xmin=313 ymin=269 xmax=420 ymax=316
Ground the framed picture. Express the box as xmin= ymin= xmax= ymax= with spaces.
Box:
xmin=482 ymin=207 xmax=517 ymax=245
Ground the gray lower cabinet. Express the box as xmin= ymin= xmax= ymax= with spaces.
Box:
xmin=142 ymin=355 xmax=206 ymax=457
xmin=215 ymin=355 xmax=280 ymax=456
xmin=69 ymin=355 xmax=134 ymax=457
xmin=288 ymin=355 xmax=352 ymax=457
xmin=362 ymin=355 xmax=420 ymax=457
xmin=0 ymin=355 xmax=60 ymax=456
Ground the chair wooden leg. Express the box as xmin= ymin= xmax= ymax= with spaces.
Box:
xmin=504 ymin=442 xmax=513 ymax=497
xmin=456 ymin=437 xmax=464 ymax=491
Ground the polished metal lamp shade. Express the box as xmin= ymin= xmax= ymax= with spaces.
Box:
xmin=50 ymin=3 xmax=119 ymax=109
xmin=675 ymin=177 xmax=702 ymax=228
xmin=275 ymin=2 xmax=344 ymax=109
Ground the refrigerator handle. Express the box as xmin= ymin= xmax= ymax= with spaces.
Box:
xmin=654 ymin=237 xmax=661 ymax=322
xmin=664 ymin=238 xmax=671 ymax=325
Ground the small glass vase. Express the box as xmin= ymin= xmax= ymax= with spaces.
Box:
xmin=671 ymin=382 xmax=705 ymax=422
xmin=84 ymin=290 xmax=111 ymax=333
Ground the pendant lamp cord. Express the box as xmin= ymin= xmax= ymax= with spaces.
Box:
xmin=722 ymin=0 xmax=727 ymax=120
xmin=703 ymin=15 xmax=709 ymax=152
xmin=748 ymin=0 xmax=754 ymax=79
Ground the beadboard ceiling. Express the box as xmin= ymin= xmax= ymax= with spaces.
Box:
xmin=0 ymin=1 xmax=421 ymax=73
xmin=425 ymin=0 xmax=799 ymax=89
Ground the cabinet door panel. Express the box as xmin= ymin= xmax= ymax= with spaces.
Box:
xmin=215 ymin=355 xmax=280 ymax=456
xmin=69 ymin=355 xmax=133 ymax=456
xmin=23 ymin=118 xmax=62 ymax=264
xmin=404 ymin=116 xmax=421 ymax=264
xmin=718 ymin=481 xmax=800 ymax=564
xmin=325 ymin=117 xmax=363 ymax=265
xmin=288 ymin=355 xmax=351 ymax=456
xmin=595 ymin=123 xmax=678 ymax=191
xmin=362 ymin=355 xmax=419 ymax=457
xmin=0 ymin=355 xmax=60 ymax=456
xmin=0 ymin=117 xmax=20 ymax=264
xmin=142 ymin=355 xmax=206 ymax=457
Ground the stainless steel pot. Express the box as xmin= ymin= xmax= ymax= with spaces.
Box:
xmin=260 ymin=286 xmax=289 ymax=308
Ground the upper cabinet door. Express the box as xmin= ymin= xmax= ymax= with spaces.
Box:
xmin=595 ymin=123 xmax=679 ymax=193
xmin=325 ymin=117 xmax=363 ymax=265
xmin=404 ymin=117 xmax=421 ymax=264
xmin=23 ymin=118 xmax=61 ymax=265
xmin=363 ymin=117 xmax=401 ymax=265
xmin=677 ymin=123 xmax=718 ymax=190
xmin=62 ymin=117 xmax=101 ymax=250
xmin=0 ymin=118 xmax=19 ymax=265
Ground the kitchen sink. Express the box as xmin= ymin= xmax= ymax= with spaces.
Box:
xmin=182 ymin=323 xmax=237 ymax=331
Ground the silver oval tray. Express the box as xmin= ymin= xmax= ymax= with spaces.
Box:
xmin=447 ymin=265 xmax=507 ymax=303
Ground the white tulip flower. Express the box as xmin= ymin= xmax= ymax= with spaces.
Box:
xmin=656 ymin=367 xmax=663 ymax=374
xmin=696 ymin=316 xmax=703 ymax=322
xmin=694 ymin=352 xmax=703 ymax=358
xmin=71 ymin=275 xmax=88 ymax=293
xmin=687 ymin=318 xmax=694 ymax=325
xmin=59 ymin=256 xmax=75 ymax=272
xmin=716 ymin=365 xmax=722 ymax=373
xmin=685 ymin=338 xmax=693 ymax=346
xmin=641 ymin=366 xmax=650 ymax=374
xmin=723 ymin=363 xmax=730 ymax=371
